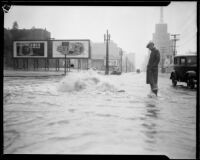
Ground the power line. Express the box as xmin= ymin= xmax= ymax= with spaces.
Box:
xmin=176 ymin=33 xmax=196 ymax=54
xmin=180 ymin=39 xmax=196 ymax=52
xmin=176 ymin=10 xmax=196 ymax=38
xmin=180 ymin=35 xmax=196 ymax=46
xmin=178 ymin=35 xmax=196 ymax=53
xmin=172 ymin=14 xmax=196 ymax=51
xmin=175 ymin=10 xmax=196 ymax=34
xmin=179 ymin=26 xmax=197 ymax=40
xmin=177 ymin=10 xmax=195 ymax=27
xmin=179 ymin=33 xmax=196 ymax=47
xmin=178 ymin=18 xmax=196 ymax=36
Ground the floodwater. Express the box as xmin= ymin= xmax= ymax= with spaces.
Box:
xmin=3 ymin=70 xmax=196 ymax=159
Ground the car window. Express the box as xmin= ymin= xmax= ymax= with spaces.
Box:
xmin=187 ymin=56 xmax=196 ymax=65
xmin=180 ymin=57 xmax=186 ymax=65
xmin=174 ymin=58 xmax=178 ymax=64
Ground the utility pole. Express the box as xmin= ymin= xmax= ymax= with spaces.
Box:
xmin=120 ymin=49 xmax=123 ymax=73
xmin=171 ymin=34 xmax=180 ymax=57
xmin=64 ymin=55 xmax=67 ymax=75
xmin=60 ymin=41 xmax=70 ymax=75
xmin=104 ymin=30 xmax=110 ymax=75
xmin=160 ymin=46 xmax=166 ymax=73
xmin=126 ymin=58 xmax=127 ymax=73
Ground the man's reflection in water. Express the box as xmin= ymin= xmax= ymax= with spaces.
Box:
xmin=141 ymin=100 xmax=160 ymax=152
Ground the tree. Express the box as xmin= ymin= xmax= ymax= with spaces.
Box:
xmin=4 ymin=28 xmax=12 ymax=50
xmin=4 ymin=28 xmax=13 ymax=67
xmin=12 ymin=21 xmax=19 ymax=30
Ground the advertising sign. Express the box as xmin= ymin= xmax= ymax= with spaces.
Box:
xmin=52 ymin=40 xmax=90 ymax=58
xmin=13 ymin=41 xmax=47 ymax=58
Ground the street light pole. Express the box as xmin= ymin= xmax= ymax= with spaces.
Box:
xmin=160 ymin=47 xmax=166 ymax=73
xmin=104 ymin=30 xmax=110 ymax=75
xmin=61 ymin=41 xmax=69 ymax=76
xmin=126 ymin=57 xmax=128 ymax=73
xmin=64 ymin=54 xmax=67 ymax=75
xmin=171 ymin=34 xmax=180 ymax=58
xmin=120 ymin=49 xmax=123 ymax=73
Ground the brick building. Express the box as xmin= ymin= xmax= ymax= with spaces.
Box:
xmin=4 ymin=28 xmax=51 ymax=68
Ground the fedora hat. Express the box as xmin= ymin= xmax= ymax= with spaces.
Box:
xmin=146 ymin=41 xmax=154 ymax=48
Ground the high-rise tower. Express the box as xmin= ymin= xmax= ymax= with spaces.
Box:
xmin=152 ymin=7 xmax=173 ymax=72
xmin=160 ymin=7 xmax=163 ymax=23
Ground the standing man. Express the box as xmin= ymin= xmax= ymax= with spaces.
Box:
xmin=146 ymin=41 xmax=160 ymax=96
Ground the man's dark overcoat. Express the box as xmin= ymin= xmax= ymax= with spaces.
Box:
xmin=146 ymin=48 xmax=160 ymax=85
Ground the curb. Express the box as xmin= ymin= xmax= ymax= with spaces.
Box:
xmin=4 ymin=74 xmax=66 ymax=77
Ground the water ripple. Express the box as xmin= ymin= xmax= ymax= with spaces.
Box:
xmin=47 ymin=120 xmax=70 ymax=126
xmin=4 ymin=129 xmax=20 ymax=150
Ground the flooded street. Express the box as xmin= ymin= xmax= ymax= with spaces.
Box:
xmin=3 ymin=70 xmax=196 ymax=159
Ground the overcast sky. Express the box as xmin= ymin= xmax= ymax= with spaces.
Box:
xmin=4 ymin=2 xmax=197 ymax=68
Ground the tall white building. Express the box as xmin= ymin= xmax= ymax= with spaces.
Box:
xmin=152 ymin=7 xmax=173 ymax=72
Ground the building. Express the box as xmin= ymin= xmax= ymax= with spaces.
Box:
xmin=141 ymin=52 xmax=150 ymax=72
xmin=152 ymin=7 xmax=173 ymax=73
xmin=91 ymin=41 xmax=121 ymax=72
xmin=5 ymin=27 xmax=134 ymax=72
xmin=4 ymin=28 xmax=51 ymax=68
xmin=4 ymin=27 xmax=90 ymax=70
xmin=7 ymin=28 xmax=51 ymax=41
xmin=122 ymin=52 xmax=136 ymax=72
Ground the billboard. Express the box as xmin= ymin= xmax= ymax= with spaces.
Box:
xmin=52 ymin=40 xmax=90 ymax=58
xmin=13 ymin=41 xmax=47 ymax=58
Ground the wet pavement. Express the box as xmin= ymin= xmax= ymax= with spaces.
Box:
xmin=3 ymin=70 xmax=196 ymax=158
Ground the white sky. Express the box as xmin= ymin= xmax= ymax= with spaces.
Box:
xmin=4 ymin=2 xmax=197 ymax=69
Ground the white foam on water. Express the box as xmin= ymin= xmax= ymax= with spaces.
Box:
xmin=57 ymin=70 xmax=119 ymax=93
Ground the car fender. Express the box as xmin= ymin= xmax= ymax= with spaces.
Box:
xmin=185 ymin=71 xmax=196 ymax=78
xmin=170 ymin=71 xmax=176 ymax=79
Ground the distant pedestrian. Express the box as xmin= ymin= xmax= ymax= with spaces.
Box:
xmin=146 ymin=41 xmax=160 ymax=96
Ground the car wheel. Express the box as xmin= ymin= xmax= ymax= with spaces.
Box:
xmin=187 ymin=78 xmax=194 ymax=89
xmin=187 ymin=79 xmax=190 ymax=88
xmin=191 ymin=83 xmax=194 ymax=89
xmin=191 ymin=80 xmax=195 ymax=89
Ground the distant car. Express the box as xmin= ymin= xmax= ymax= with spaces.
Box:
xmin=92 ymin=67 xmax=97 ymax=70
xmin=170 ymin=54 xmax=197 ymax=89
xmin=111 ymin=70 xmax=121 ymax=75
xmin=111 ymin=67 xmax=121 ymax=75
xmin=136 ymin=69 xmax=140 ymax=73
xmin=70 ymin=64 xmax=74 ymax=68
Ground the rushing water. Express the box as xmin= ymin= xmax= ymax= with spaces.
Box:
xmin=3 ymin=70 xmax=196 ymax=158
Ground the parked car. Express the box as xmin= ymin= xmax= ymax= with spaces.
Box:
xmin=111 ymin=70 xmax=121 ymax=75
xmin=170 ymin=54 xmax=197 ymax=89
xmin=111 ymin=67 xmax=121 ymax=75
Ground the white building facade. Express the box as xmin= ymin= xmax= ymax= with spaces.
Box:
xmin=152 ymin=7 xmax=173 ymax=73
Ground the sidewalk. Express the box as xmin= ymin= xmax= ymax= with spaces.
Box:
xmin=158 ymin=72 xmax=171 ymax=78
xmin=4 ymin=69 xmax=66 ymax=77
